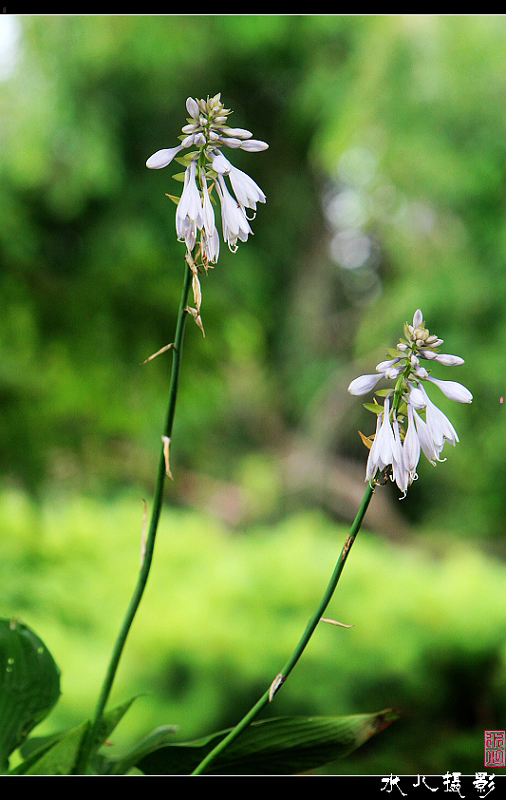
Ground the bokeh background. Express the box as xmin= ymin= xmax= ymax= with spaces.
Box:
xmin=1 ymin=14 xmax=505 ymax=775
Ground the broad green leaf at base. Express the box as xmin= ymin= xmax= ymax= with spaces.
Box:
xmin=132 ymin=709 xmax=399 ymax=775
xmin=0 ymin=618 xmax=61 ymax=772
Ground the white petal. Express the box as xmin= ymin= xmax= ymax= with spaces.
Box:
xmin=239 ymin=139 xmax=269 ymax=152
xmin=211 ymin=152 xmax=232 ymax=174
xmin=228 ymin=165 xmax=266 ymax=210
xmin=186 ymin=97 xmax=200 ymax=119
xmin=376 ymin=358 xmax=400 ymax=373
xmin=426 ymin=376 xmax=473 ymax=403
xmin=413 ymin=309 xmax=423 ymax=328
xmin=403 ymin=403 xmax=421 ymax=475
xmin=408 ymin=384 xmax=427 ymax=409
xmin=146 ymin=145 xmax=183 ymax=169
xmin=220 ymin=137 xmax=243 ymax=149
xmin=219 ymin=126 xmax=253 ymax=139
xmin=366 ymin=412 xmax=383 ymax=481
xmin=413 ymin=408 xmax=442 ymax=464
xmin=347 ymin=373 xmax=383 ymax=396
xmin=216 ymin=174 xmax=252 ymax=248
xmin=432 ymin=353 xmax=465 ymax=367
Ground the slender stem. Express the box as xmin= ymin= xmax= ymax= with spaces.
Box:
xmin=74 ymin=260 xmax=193 ymax=774
xmin=191 ymin=479 xmax=376 ymax=776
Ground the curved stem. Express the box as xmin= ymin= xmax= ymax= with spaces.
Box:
xmin=191 ymin=479 xmax=375 ymax=775
xmin=74 ymin=260 xmax=193 ymax=774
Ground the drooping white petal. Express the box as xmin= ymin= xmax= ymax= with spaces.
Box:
xmin=228 ymin=165 xmax=266 ymax=210
xmin=392 ymin=416 xmax=409 ymax=496
xmin=417 ymin=384 xmax=459 ymax=448
xmin=425 ymin=376 xmax=473 ymax=403
xmin=376 ymin=398 xmax=396 ymax=471
xmin=211 ymin=151 xmax=232 ymax=174
xmin=201 ymin=174 xmax=219 ymax=264
xmin=176 ymin=160 xmax=203 ymax=252
xmin=216 ymin=174 xmax=252 ymax=250
xmin=407 ymin=384 xmax=427 ymax=409
xmin=366 ymin=411 xmax=383 ymax=481
xmin=403 ymin=403 xmax=421 ymax=480
xmin=412 ymin=407 xmax=443 ymax=465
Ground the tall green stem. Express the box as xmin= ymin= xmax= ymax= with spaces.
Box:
xmin=74 ymin=260 xmax=193 ymax=774
xmin=191 ymin=479 xmax=376 ymax=776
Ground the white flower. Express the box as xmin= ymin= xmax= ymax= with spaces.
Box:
xmin=201 ymin=173 xmax=220 ymax=264
xmin=175 ymin=159 xmax=203 ymax=252
xmin=235 ymin=139 xmax=269 ymax=152
xmin=425 ymin=375 xmax=473 ymax=404
xmin=412 ymin=404 xmax=443 ymax=464
xmin=215 ymin=173 xmax=253 ymax=251
xmin=348 ymin=308 xmax=472 ymax=495
xmin=419 ymin=350 xmax=465 ymax=366
xmin=392 ymin=416 xmax=409 ymax=496
xmin=146 ymin=144 xmax=185 ymax=170
xmin=416 ymin=383 xmax=459 ymax=447
xmin=403 ymin=402 xmax=421 ymax=483
xmin=146 ymin=93 xmax=267 ymax=261
xmin=186 ymin=96 xmax=200 ymax=119
xmin=348 ymin=373 xmax=383 ymax=396
xmin=366 ymin=397 xmax=408 ymax=494
xmin=211 ymin=151 xmax=266 ymax=211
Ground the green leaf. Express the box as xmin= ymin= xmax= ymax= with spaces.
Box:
xmin=11 ymin=697 xmax=137 ymax=775
xmin=0 ymin=618 xmax=61 ymax=772
xmin=174 ymin=152 xmax=198 ymax=167
xmin=105 ymin=724 xmax=180 ymax=775
xmin=364 ymin=403 xmax=383 ymax=414
xmin=133 ymin=709 xmax=399 ymax=775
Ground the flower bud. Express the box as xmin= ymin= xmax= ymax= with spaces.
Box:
xmin=347 ymin=373 xmax=383 ymax=396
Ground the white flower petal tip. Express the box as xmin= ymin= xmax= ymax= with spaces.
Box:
xmin=146 ymin=146 xmax=183 ymax=169
xmin=186 ymin=96 xmax=200 ymax=119
xmin=239 ymin=139 xmax=269 ymax=152
xmin=426 ymin=376 xmax=473 ymax=404
xmin=347 ymin=373 xmax=383 ymax=396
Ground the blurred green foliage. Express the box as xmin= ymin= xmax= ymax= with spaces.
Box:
xmin=1 ymin=14 xmax=506 ymax=775
xmin=1 ymin=489 xmax=505 ymax=775
xmin=1 ymin=14 xmax=503 ymax=538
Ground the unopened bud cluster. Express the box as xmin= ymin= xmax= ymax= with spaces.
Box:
xmin=348 ymin=310 xmax=472 ymax=497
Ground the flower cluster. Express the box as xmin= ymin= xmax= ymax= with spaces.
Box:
xmin=348 ymin=310 xmax=472 ymax=497
xmin=146 ymin=93 xmax=268 ymax=264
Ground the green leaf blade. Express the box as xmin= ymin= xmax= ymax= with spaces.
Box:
xmin=0 ymin=618 xmax=61 ymax=771
xmin=134 ymin=709 xmax=399 ymax=775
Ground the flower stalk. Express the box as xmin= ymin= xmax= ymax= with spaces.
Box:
xmin=191 ymin=308 xmax=472 ymax=775
xmin=191 ymin=480 xmax=375 ymax=775
xmin=74 ymin=261 xmax=193 ymax=774
xmin=74 ymin=94 xmax=267 ymax=774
